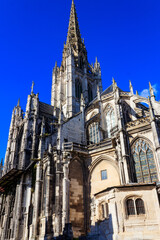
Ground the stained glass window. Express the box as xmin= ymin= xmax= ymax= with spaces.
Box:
xmin=88 ymin=122 xmax=100 ymax=144
xmin=132 ymin=139 xmax=158 ymax=183
xmin=105 ymin=105 xmax=115 ymax=138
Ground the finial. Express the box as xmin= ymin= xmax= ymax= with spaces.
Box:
xmin=129 ymin=80 xmax=133 ymax=94
xmin=31 ymin=81 xmax=35 ymax=94
xmin=112 ymin=77 xmax=117 ymax=90
xmin=112 ymin=77 xmax=115 ymax=85
xmin=148 ymin=96 xmax=154 ymax=120
xmin=149 ymin=82 xmax=154 ymax=97
xmin=17 ymin=98 xmax=20 ymax=107
xmin=136 ymin=90 xmax=139 ymax=95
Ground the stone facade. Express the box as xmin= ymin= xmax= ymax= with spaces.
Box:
xmin=0 ymin=1 xmax=160 ymax=239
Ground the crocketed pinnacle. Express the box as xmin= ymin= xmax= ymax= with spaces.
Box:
xmin=66 ymin=0 xmax=85 ymax=53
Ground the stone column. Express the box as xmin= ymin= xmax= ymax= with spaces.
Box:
xmin=31 ymin=162 xmax=41 ymax=239
xmin=13 ymin=175 xmax=24 ymax=240
xmin=114 ymin=87 xmax=129 ymax=183
xmin=54 ymin=152 xmax=63 ymax=237
xmin=1 ymin=195 xmax=10 ymax=239
xmin=62 ymin=161 xmax=70 ymax=229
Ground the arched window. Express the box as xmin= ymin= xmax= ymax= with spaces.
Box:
xmin=88 ymin=83 xmax=93 ymax=102
xmin=75 ymin=79 xmax=82 ymax=99
xmin=105 ymin=105 xmax=115 ymax=138
xmin=88 ymin=122 xmax=100 ymax=144
xmin=132 ymin=139 xmax=158 ymax=183
xmin=126 ymin=199 xmax=135 ymax=215
xmin=126 ymin=197 xmax=145 ymax=216
xmin=136 ymin=198 xmax=145 ymax=215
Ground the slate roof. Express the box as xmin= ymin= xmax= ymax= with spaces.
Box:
xmin=39 ymin=102 xmax=54 ymax=116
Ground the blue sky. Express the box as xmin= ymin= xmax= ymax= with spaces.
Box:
xmin=0 ymin=0 xmax=160 ymax=161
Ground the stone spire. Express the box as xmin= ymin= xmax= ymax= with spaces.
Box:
xmin=66 ymin=0 xmax=86 ymax=55
xmin=149 ymin=82 xmax=155 ymax=97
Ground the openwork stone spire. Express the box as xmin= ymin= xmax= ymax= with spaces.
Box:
xmin=66 ymin=0 xmax=86 ymax=54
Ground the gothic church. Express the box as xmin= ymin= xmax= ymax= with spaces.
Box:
xmin=0 ymin=1 xmax=160 ymax=239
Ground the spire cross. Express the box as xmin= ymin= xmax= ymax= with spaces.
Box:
xmin=31 ymin=81 xmax=35 ymax=94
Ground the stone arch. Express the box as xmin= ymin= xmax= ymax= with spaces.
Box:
xmin=69 ymin=158 xmax=85 ymax=238
xmin=130 ymin=135 xmax=153 ymax=148
xmin=88 ymin=155 xmax=120 ymax=196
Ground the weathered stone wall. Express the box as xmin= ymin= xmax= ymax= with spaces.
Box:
xmin=69 ymin=159 xmax=85 ymax=238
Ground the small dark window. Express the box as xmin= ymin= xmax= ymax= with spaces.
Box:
xmin=136 ymin=198 xmax=145 ymax=215
xmin=101 ymin=170 xmax=107 ymax=180
xmin=127 ymin=199 xmax=135 ymax=215
xmin=101 ymin=204 xmax=105 ymax=219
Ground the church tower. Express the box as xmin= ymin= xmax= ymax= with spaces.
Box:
xmin=51 ymin=0 xmax=102 ymax=118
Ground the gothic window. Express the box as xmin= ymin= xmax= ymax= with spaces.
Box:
xmin=132 ymin=139 xmax=158 ymax=183
xmin=88 ymin=122 xmax=100 ymax=144
xmin=88 ymin=83 xmax=93 ymax=102
xmin=105 ymin=105 xmax=115 ymax=138
xmin=126 ymin=197 xmax=145 ymax=216
xmin=75 ymin=79 xmax=82 ymax=100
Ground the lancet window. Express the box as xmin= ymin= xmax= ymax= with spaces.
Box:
xmin=105 ymin=105 xmax=115 ymax=138
xmin=88 ymin=122 xmax=100 ymax=144
xmin=75 ymin=79 xmax=82 ymax=100
xmin=132 ymin=139 xmax=158 ymax=183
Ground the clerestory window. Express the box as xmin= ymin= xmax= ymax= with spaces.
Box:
xmin=88 ymin=122 xmax=100 ymax=144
